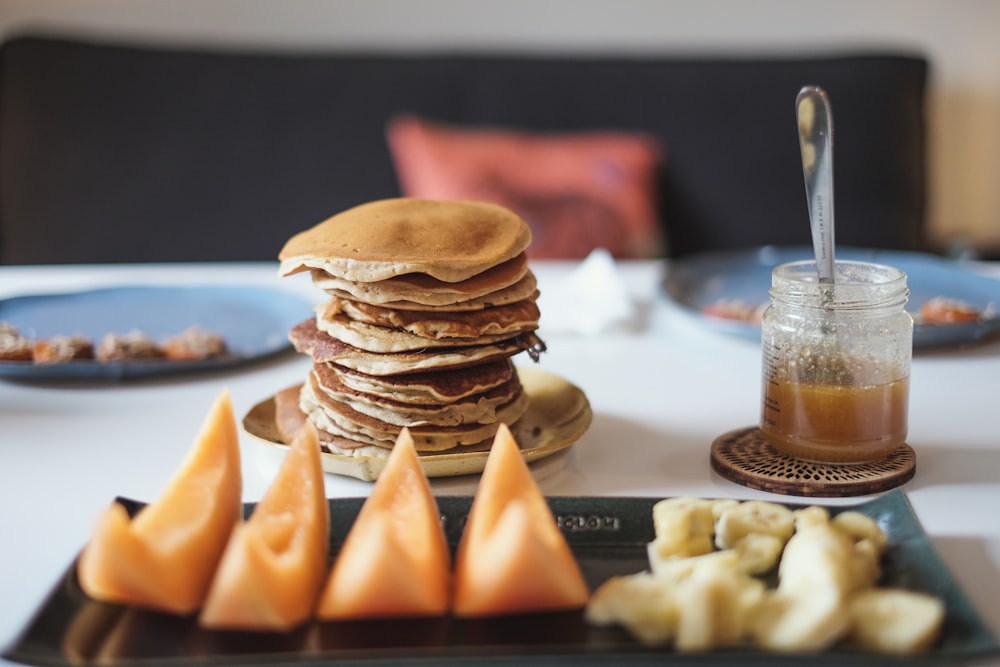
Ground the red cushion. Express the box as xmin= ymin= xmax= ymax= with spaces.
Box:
xmin=386 ymin=115 xmax=664 ymax=259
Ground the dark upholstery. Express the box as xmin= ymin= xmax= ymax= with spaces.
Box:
xmin=0 ymin=35 xmax=928 ymax=264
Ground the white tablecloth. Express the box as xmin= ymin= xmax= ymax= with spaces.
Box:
xmin=1 ymin=260 xmax=998 ymax=664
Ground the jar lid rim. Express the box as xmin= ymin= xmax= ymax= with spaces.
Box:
xmin=773 ymin=259 xmax=907 ymax=286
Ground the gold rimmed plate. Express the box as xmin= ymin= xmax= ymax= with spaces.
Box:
xmin=241 ymin=366 xmax=592 ymax=480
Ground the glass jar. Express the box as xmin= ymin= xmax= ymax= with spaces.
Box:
xmin=760 ymin=259 xmax=912 ymax=464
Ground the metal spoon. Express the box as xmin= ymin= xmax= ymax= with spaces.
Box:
xmin=797 ymin=85 xmax=835 ymax=288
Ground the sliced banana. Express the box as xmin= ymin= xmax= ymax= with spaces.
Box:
xmin=652 ymin=496 xmax=715 ymax=541
xmin=648 ymin=497 xmax=719 ymax=564
xmin=849 ymin=588 xmax=944 ymax=654
xmin=647 ymin=532 xmax=714 ymax=564
xmin=778 ymin=524 xmax=856 ymax=594
xmin=710 ymin=498 xmax=740 ymax=522
xmin=585 ymin=496 xmax=945 ymax=657
xmin=793 ymin=505 xmax=830 ymax=530
xmin=715 ymin=500 xmax=795 ymax=550
xmin=586 ymin=572 xmax=677 ymax=645
xmin=674 ymin=565 xmax=763 ymax=651
xmin=648 ymin=548 xmax=740 ymax=582
xmin=733 ymin=533 xmax=785 ymax=575
xmin=751 ymin=586 xmax=851 ymax=652
xmin=850 ymin=538 xmax=883 ymax=591
xmin=832 ymin=511 xmax=889 ymax=555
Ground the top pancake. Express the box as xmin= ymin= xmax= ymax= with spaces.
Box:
xmin=278 ymin=198 xmax=532 ymax=283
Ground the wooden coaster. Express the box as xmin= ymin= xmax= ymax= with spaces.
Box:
xmin=710 ymin=426 xmax=915 ymax=498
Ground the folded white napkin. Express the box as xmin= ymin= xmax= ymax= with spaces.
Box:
xmin=537 ymin=248 xmax=637 ymax=335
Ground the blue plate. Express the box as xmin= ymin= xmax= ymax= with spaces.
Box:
xmin=0 ymin=285 xmax=312 ymax=380
xmin=664 ymin=247 xmax=1000 ymax=349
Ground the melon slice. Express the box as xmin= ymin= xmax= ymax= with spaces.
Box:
xmin=199 ymin=421 xmax=329 ymax=631
xmin=316 ymin=428 xmax=450 ymax=619
xmin=452 ymin=422 xmax=589 ymax=617
xmin=76 ymin=390 xmax=242 ymax=614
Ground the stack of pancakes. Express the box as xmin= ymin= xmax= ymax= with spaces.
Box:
xmin=276 ymin=198 xmax=545 ymax=457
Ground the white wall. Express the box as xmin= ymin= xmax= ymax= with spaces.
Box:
xmin=2 ymin=0 xmax=999 ymax=250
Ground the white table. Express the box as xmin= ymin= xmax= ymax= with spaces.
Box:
xmin=1 ymin=260 xmax=998 ymax=664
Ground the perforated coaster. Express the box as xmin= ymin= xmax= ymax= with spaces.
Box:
xmin=710 ymin=426 xmax=916 ymax=498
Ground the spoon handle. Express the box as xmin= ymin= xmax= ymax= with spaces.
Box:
xmin=797 ymin=85 xmax=835 ymax=284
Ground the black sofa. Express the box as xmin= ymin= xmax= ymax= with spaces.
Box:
xmin=0 ymin=35 xmax=928 ymax=264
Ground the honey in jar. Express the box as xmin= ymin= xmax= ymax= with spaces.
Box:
xmin=762 ymin=375 xmax=909 ymax=463
xmin=759 ymin=259 xmax=912 ymax=464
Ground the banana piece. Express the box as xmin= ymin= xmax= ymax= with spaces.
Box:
xmin=652 ymin=497 xmax=715 ymax=541
xmin=848 ymin=588 xmax=945 ymax=654
xmin=648 ymin=497 xmax=717 ymax=563
xmin=648 ymin=548 xmax=740 ymax=582
xmin=674 ymin=564 xmax=763 ymax=651
xmin=715 ymin=500 xmax=795 ymax=550
xmin=850 ymin=538 xmax=882 ymax=591
xmin=832 ymin=510 xmax=889 ymax=555
xmin=710 ymin=498 xmax=740 ymax=522
xmin=751 ymin=586 xmax=851 ymax=652
xmin=733 ymin=533 xmax=785 ymax=575
xmin=586 ymin=573 xmax=677 ymax=645
xmin=830 ymin=510 xmax=889 ymax=590
xmin=793 ymin=505 xmax=830 ymax=530
xmin=778 ymin=524 xmax=856 ymax=594
xmin=647 ymin=532 xmax=714 ymax=564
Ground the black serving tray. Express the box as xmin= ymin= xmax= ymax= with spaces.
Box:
xmin=5 ymin=489 xmax=998 ymax=666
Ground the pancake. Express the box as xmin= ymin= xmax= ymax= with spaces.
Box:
xmin=313 ymin=310 xmax=521 ymax=353
xmin=278 ymin=197 xmax=548 ymax=456
xmin=316 ymin=272 xmax=539 ymax=312
xmin=311 ymin=361 xmax=523 ymax=427
xmin=319 ymin=432 xmax=495 ymax=458
xmin=275 ymin=383 xmax=500 ymax=458
xmin=279 ymin=198 xmax=532 ymax=283
xmin=274 ymin=384 xmax=409 ymax=457
xmin=301 ymin=372 xmax=530 ymax=451
xmin=274 ymin=384 xmax=308 ymax=445
xmin=289 ymin=318 xmax=545 ymax=375
xmin=309 ymin=254 xmax=529 ymax=307
xmin=329 ymin=360 xmax=515 ymax=405
xmin=322 ymin=296 xmax=541 ymax=340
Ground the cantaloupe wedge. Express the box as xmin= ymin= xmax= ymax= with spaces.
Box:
xmin=452 ymin=423 xmax=589 ymax=617
xmin=316 ymin=428 xmax=451 ymax=619
xmin=76 ymin=390 xmax=242 ymax=615
xmin=199 ymin=421 xmax=329 ymax=631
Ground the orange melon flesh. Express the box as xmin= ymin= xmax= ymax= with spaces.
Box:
xmin=453 ymin=423 xmax=589 ymax=617
xmin=76 ymin=390 xmax=242 ymax=615
xmin=199 ymin=422 xmax=329 ymax=631
xmin=317 ymin=428 xmax=450 ymax=619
